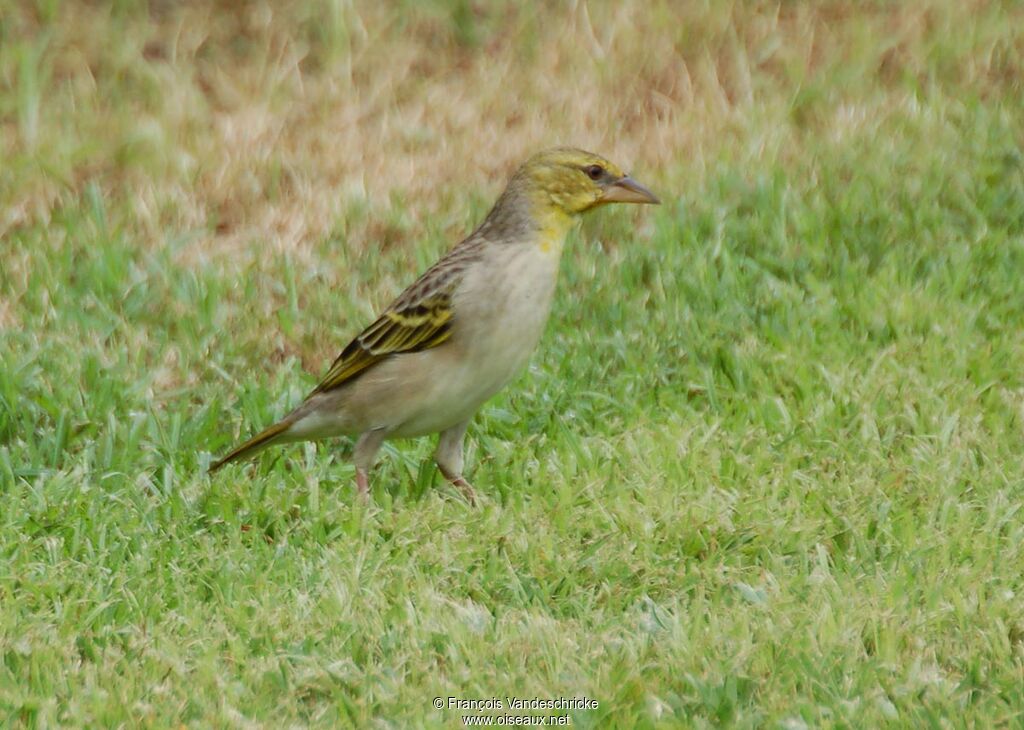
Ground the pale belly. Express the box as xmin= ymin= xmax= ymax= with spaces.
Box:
xmin=288 ymin=243 xmax=564 ymax=440
xmin=390 ymin=244 xmax=561 ymax=436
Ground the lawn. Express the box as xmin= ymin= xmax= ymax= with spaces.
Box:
xmin=3 ymin=0 xmax=1024 ymax=726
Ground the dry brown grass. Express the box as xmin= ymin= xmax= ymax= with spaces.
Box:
xmin=2 ymin=0 xmax=1021 ymax=265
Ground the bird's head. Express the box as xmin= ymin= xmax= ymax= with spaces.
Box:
xmin=513 ymin=147 xmax=660 ymax=216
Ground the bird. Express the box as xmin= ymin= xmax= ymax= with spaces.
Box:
xmin=209 ymin=147 xmax=660 ymax=502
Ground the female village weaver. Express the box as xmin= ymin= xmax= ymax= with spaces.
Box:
xmin=210 ymin=148 xmax=660 ymax=503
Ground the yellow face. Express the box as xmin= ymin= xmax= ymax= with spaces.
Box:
xmin=517 ymin=147 xmax=660 ymax=215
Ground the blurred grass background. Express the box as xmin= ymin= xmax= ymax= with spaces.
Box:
xmin=3 ymin=0 xmax=1024 ymax=726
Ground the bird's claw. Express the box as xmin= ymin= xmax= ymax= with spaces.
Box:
xmin=450 ymin=476 xmax=477 ymax=506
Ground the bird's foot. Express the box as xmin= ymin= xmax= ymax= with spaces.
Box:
xmin=449 ymin=476 xmax=477 ymax=506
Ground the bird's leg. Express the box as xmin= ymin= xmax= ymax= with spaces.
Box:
xmin=352 ymin=429 xmax=387 ymax=499
xmin=435 ymin=420 xmax=476 ymax=505
xmin=355 ymin=468 xmax=369 ymax=496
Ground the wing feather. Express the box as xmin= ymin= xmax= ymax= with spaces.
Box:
xmin=310 ymin=241 xmax=481 ymax=394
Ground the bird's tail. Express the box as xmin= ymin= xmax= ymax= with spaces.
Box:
xmin=209 ymin=420 xmax=293 ymax=472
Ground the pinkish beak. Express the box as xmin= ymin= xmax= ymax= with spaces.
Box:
xmin=600 ymin=176 xmax=661 ymax=205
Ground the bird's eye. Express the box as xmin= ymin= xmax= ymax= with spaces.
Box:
xmin=585 ymin=164 xmax=604 ymax=181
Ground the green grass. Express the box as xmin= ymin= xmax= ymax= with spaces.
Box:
xmin=3 ymin=1 xmax=1024 ymax=727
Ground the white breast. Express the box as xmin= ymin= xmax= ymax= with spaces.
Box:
xmin=461 ymin=243 xmax=561 ymax=376
xmin=389 ymin=242 xmax=563 ymax=436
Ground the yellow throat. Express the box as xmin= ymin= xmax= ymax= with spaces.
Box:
xmin=532 ymin=202 xmax=576 ymax=255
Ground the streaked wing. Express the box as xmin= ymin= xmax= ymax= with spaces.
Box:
xmin=312 ymin=290 xmax=454 ymax=392
xmin=311 ymin=241 xmax=481 ymax=394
